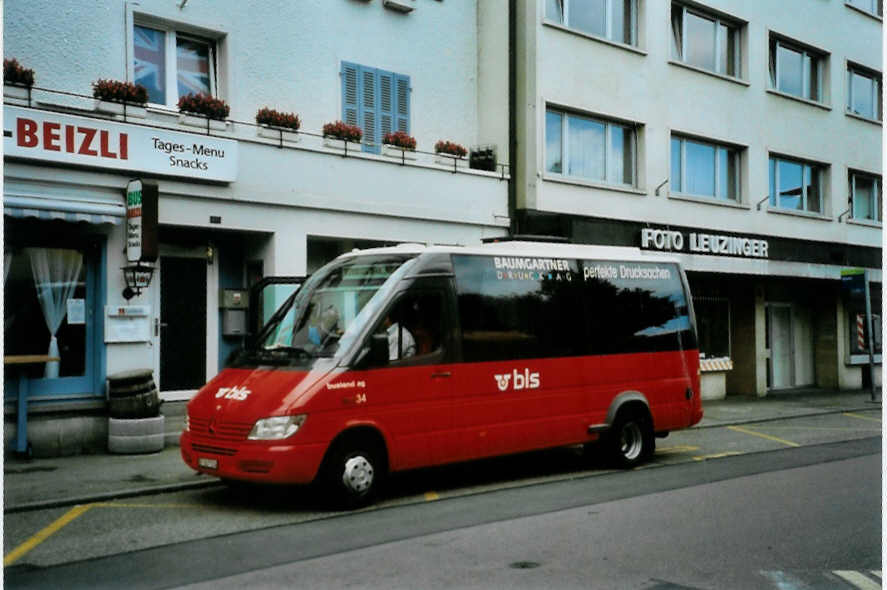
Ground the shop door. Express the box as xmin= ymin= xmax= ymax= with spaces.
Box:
xmin=160 ymin=257 xmax=206 ymax=392
xmin=768 ymin=304 xmax=794 ymax=389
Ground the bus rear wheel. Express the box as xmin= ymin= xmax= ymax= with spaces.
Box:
xmin=607 ymin=410 xmax=654 ymax=469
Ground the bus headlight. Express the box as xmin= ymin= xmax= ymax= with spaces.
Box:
xmin=248 ymin=415 xmax=307 ymax=440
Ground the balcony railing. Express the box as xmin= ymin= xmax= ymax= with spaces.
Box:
xmin=4 ymin=84 xmax=509 ymax=180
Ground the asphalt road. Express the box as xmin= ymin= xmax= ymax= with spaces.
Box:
xmin=4 ymin=411 xmax=882 ymax=589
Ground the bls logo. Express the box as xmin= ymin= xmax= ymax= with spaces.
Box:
xmin=215 ymin=386 xmax=251 ymax=401
xmin=493 ymin=369 xmax=541 ymax=392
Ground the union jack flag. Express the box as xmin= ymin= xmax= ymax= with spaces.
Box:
xmin=134 ymin=25 xmax=166 ymax=104
xmin=176 ymin=39 xmax=211 ymax=98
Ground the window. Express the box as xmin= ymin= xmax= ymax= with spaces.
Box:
xmin=671 ymin=4 xmax=741 ymax=77
xmin=546 ymin=108 xmax=636 ymax=186
xmin=847 ymin=65 xmax=882 ymax=120
xmin=452 ymin=255 xmax=693 ymax=362
xmin=850 ymin=171 xmax=882 ymax=222
xmin=769 ymin=36 xmax=825 ymax=102
xmin=671 ymin=135 xmax=740 ymax=201
xmin=846 ymin=285 xmax=882 ymax=357
xmin=342 ymin=62 xmax=410 ymax=154
xmin=768 ymin=155 xmax=825 ymax=213
xmin=133 ymin=24 xmax=217 ymax=107
xmin=693 ymin=297 xmax=731 ymax=359
xmin=847 ymin=0 xmax=883 ymax=16
xmin=545 ymin=0 xmax=637 ymax=46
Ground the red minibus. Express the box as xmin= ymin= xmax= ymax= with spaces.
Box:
xmin=181 ymin=242 xmax=702 ymax=507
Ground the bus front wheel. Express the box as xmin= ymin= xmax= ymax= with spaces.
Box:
xmin=320 ymin=436 xmax=386 ymax=509
xmin=607 ymin=410 xmax=654 ymax=468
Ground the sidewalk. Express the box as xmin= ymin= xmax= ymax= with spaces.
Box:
xmin=3 ymin=389 xmax=881 ymax=513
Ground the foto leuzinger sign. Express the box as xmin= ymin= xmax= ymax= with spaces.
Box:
xmin=4 ymin=106 xmax=237 ymax=182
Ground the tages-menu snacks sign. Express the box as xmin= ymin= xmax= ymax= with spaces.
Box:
xmin=4 ymin=105 xmax=238 ymax=182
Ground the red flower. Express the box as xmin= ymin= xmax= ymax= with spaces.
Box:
xmin=178 ymin=93 xmax=230 ymax=121
xmin=434 ymin=140 xmax=467 ymax=157
xmin=383 ymin=131 xmax=417 ymax=150
xmin=4 ymin=58 xmax=35 ymax=87
xmin=323 ymin=120 xmax=363 ymax=142
xmin=92 ymin=79 xmax=148 ymax=104
xmin=256 ymin=107 xmax=301 ymax=130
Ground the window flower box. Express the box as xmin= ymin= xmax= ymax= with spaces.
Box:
xmin=434 ymin=140 xmax=467 ymax=168
xmin=92 ymin=79 xmax=148 ymax=118
xmin=257 ymin=124 xmax=301 ymax=143
xmin=179 ymin=114 xmax=229 ymax=131
xmin=382 ymin=144 xmax=417 ymax=160
xmin=322 ymin=121 xmax=362 ymax=150
xmin=256 ymin=107 xmax=300 ymax=143
xmin=178 ymin=93 xmax=230 ymax=131
xmin=382 ymin=131 xmax=417 ymax=160
xmin=4 ymin=58 xmax=34 ymax=101
xmin=4 ymin=84 xmax=30 ymax=101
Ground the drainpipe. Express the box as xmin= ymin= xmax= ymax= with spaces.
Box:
xmin=508 ymin=0 xmax=518 ymax=236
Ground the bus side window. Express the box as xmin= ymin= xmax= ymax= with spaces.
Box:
xmin=374 ymin=292 xmax=444 ymax=364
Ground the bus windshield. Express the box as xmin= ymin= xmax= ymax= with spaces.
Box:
xmin=254 ymin=254 xmax=417 ymax=364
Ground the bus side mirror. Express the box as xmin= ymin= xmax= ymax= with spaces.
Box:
xmin=369 ymin=333 xmax=390 ymax=366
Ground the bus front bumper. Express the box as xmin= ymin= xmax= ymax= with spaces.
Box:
xmin=180 ymin=431 xmax=327 ymax=484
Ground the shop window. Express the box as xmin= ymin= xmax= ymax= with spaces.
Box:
xmin=342 ymin=62 xmax=410 ymax=154
xmin=847 ymin=64 xmax=882 ymax=121
xmin=768 ymin=155 xmax=825 ymax=214
xmin=850 ymin=171 xmax=882 ymax=222
xmin=769 ymin=36 xmax=826 ymax=103
xmin=134 ymin=23 xmax=218 ymax=107
xmin=693 ymin=297 xmax=731 ymax=359
xmin=4 ymin=246 xmax=100 ymax=398
xmin=847 ymin=284 xmax=882 ymax=357
xmin=671 ymin=4 xmax=742 ymax=78
xmin=546 ymin=108 xmax=636 ymax=187
xmin=546 ymin=0 xmax=637 ymax=46
xmin=671 ymin=135 xmax=740 ymax=201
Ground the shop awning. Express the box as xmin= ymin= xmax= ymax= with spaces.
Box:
xmin=4 ymin=195 xmax=126 ymax=225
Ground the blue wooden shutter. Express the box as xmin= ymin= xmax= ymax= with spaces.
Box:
xmin=360 ymin=66 xmax=379 ymax=152
xmin=342 ymin=62 xmax=360 ymax=130
xmin=394 ymin=74 xmax=410 ymax=133
xmin=379 ymin=71 xmax=395 ymax=144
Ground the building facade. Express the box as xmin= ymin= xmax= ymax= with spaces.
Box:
xmin=3 ymin=0 xmax=509 ymax=455
xmin=512 ymin=0 xmax=882 ymax=397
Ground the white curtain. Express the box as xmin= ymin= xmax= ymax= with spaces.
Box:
xmin=26 ymin=248 xmax=83 ymax=378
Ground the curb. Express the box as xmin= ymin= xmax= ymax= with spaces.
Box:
xmin=693 ymin=405 xmax=881 ymax=430
xmin=4 ymin=479 xmax=223 ymax=514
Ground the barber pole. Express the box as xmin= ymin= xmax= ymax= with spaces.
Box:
xmin=857 ymin=314 xmax=865 ymax=350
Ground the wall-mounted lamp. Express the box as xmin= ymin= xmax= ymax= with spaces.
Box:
xmin=838 ymin=209 xmax=851 ymax=222
xmin=654 ymin=179 xmax=669 ymax=196
xmin=206 ymin=244 xmax=214 ymax=265
xmin=122 ymin=263 xmax=155 ymax=300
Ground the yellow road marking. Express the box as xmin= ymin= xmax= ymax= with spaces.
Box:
xmin=843 ymin=412 xmax=883 ymax=424
xmin=692 ymin=451 xmax=745 ymax=461
xmin=91 ymin=502 xmax=201 ymax=509
xmin=424 ymin=492 xmax=440 ymax=502
xmin=4 ymin=504 xmax=94 ymax=566
xmin=728 ymin=425 xmax=800 ymax=447
xmin=656 ymin=445 xmax=700 ymax=454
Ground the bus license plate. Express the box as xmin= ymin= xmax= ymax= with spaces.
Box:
xmin=198 ymin=457 xmax=218 ymax=470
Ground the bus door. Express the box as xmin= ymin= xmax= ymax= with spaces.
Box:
xmin=359 ymin=279 xmax=457 ymax=470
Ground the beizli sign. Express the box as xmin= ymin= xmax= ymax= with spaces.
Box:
xmin=641 ymin=228 xmax=769 ymax=258
xmin=4 ymin=105 xmax=238 ymax=182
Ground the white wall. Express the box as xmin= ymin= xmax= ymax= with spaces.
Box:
xmin=531 ymin=0 xmax=881 ymax=251
xmin=4 ymin=0 xmax=493 ymax=156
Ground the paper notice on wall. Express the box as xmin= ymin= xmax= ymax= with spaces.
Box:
xmin=67 ymin=298 xmax=86 ymax=324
